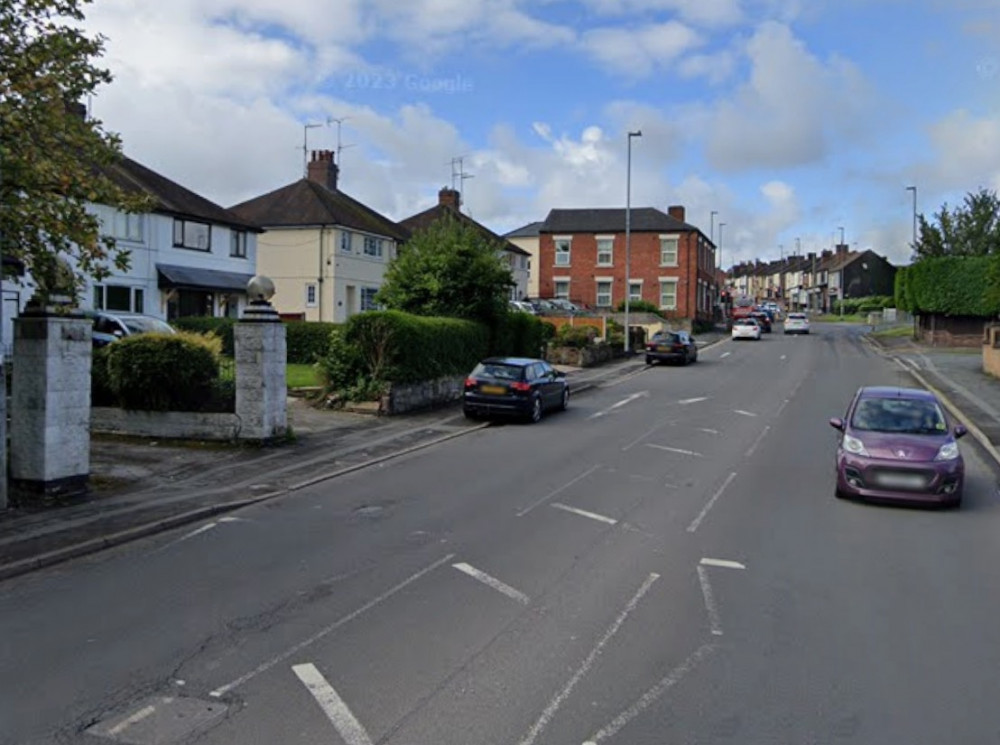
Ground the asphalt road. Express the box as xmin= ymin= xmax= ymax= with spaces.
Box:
xmin=3 ymin=323 xmax=1000 ymax=745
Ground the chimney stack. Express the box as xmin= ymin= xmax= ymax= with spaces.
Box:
xmin=307 ymin=149 xmax=338 ymax=191
xmin=836 ymin=243 xmax=848 ymax=255
xmin=667 ymin=205 xmax=685 ymax=223
xmin=438 ymin=187 xmax=461 ymax=211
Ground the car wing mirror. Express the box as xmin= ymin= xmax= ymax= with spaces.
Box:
xmin=829 ymin=417 xmax=845 ymax=431
xmin=954 ymin=424 xmax=968 ymax=439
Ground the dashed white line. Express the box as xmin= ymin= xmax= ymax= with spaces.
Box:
xmin=452 ymin=562 xmax=530 ymax=605
xmin=293 ymin=664 xmax=374 ymax=745
xmin=209 ymin=553 xmax=455 ymax=698
xmin=678 ymin=397 xmax=709 ymax=405
xmin=517 ymin=573 xmax=660 ymax=745
xmin=720 ymin=352 xmax=731 ymax=359
xmin=687 ymin=471 xmax=738 ymax=533
xmin=517 ymin=464 xmax=603 ymax=517
xmin=551 ymin=502 xmax=619 ymax=526
xmin=780 ymin=354 xmax=787 ymax=360
xmin=776 ymin=398 xmax=791 ymax=414
xmin=581 ymin=643 xmax=716 ymax=744
xmin=700 ymin=558 xmax=747 ymax=570
xmin=622 ymin=420 xmax=675 ymax=452
xmin=647 ymin=444 xmax=703 ymax=458
xmin=697 ymin=565 xmax=723 ymax=636
xmin=107 ymin=703 xmax=160 ymax=736
xmin=589 ymin=391 xmax=650 ymax=420
xmin=733 ymin=409 xmax=757 ymax=417
xmin=745 ymin=425 xmax=771 ymax=457
xmin=698 ymin=427 xmax=720 ymax=435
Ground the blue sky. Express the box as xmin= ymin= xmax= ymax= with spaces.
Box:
xmin=84 ymin=0 xmax=1000 ymax=267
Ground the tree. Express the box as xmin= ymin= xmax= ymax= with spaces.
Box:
xmin=913 ymin=188 xmax=1000 ymax=260
xmin=376 ymin=214 xmax=514 ymax=325
xmin=1 ymin=0 xmax=151 ymax=298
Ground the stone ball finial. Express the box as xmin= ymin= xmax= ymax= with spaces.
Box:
xmin=247 ymin=275 xmax=276 ymax=303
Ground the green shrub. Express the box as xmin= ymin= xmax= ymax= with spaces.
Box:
xmin=317 ymin=326 xmax=365 ymax=392
xmin=285 ymin=321 xmax=339 ymax=364
xmin=904 ymin=256 xmax=1000 ymax=316
xmin=616 ymin=299 xmax=662 ymax=315
xmin=91 ymin=345 xmax=115 ymax=406
xmin=491 ymin=312 xmax=553 ymax=357
xmin=171 ymin=317 xmax=235 ymax=356
xmin=105 ymin=334 xmax=221 ymax=411
xmin=554 ymin=324 xmax=596 ymax=348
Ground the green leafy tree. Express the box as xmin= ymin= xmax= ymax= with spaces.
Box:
xmin=1 ymin=0 xmax=151 ymax=299
xmin=914 ymin=188 xmax=1000 ymax=260
xmin=376 ymin=214 xmax=514 ymax=325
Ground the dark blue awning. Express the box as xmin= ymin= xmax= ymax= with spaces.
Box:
xmin=157 ymin=263 xmax=253 ymax=293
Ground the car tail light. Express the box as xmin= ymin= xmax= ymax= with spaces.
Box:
xmin=464 ymin=377 xmax=477 ymax=389
xmin=510 ymin=381 xmax=531 ymax=392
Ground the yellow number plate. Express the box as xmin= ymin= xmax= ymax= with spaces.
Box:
xmin=480 ymin=384 xmax=507 ymax=395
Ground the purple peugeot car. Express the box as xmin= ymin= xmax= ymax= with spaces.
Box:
xmin=829 ymin=386 xmax=967 ymax=507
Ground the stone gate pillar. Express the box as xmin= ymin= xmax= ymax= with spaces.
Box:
xmin=235 ymin=276 xmax=287 ymax=443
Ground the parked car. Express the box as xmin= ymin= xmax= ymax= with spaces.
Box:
xmin=749 ymin=310 xmax=773 ymax=333
xmin=509 ymin=300 xmax=537 ymax=315
xmin=463 ymin=357 xmax=569 ymax=422
xmin=784 ymin=312 xmax=810 ymax=335
xmin=645 ymin=330 xmax=698 ymax=366
xmin=731 ymin=318 xmax=762 ymax=341
xmin=88 ymin=311 xmax=176 ymax=348
xmin=525 ymin=298 xmax=558 ymax=314
xmin=545 ymin=298 xmax=581 ymax=313
xmin=829 ymin=386 xmax=966 ymax=507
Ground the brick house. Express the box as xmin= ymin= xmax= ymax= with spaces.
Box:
xmin=537 ymin=206 xmax=716 ymax=326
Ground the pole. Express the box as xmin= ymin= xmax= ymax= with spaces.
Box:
xmin=624 ymin=130 xmax=641 ymax=353
xmin=906 ymin=186 xmax=917 ymax=251
xmin=0 ymin=141 xmax=6 ymax=509
xmin=710 ymin=210 xmax=717 ymax=246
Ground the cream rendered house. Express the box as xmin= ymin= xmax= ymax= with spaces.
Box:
xmin=229 ymin=150 xmax=408 ymax=323
xmin=504 ymin=221 xmax=542 ymax=299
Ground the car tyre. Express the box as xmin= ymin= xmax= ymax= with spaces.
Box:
xmin=528 ymin=395 xmax=543 ymax=424
xmin=463 ymin=407 xmax=480 ymax=421
xmin=559 ymin=386 xmax=569 ymax=411
xmin=646 ymin=356 xmax=655 ymax=365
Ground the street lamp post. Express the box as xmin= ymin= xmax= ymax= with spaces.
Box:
xmin=905 ymin=185 xmax=917 ymax=252
xmin=718 ymin=221 xmax=726 ymax=294
xmin=624 ymin=130 xmax=642 ymax=354
xmin=710 ymin=210 xmax=718 ymax=246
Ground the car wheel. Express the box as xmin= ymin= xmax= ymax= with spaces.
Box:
xmin=463 ymin=408 xmax=479 ymax=421
xmin=835 ymin=485 xmax=849 ymax=500
xmin=559 ymin=386 xmax=569 ymax=411
xmin=691 ymin=350 xmax=698 ymax=363
xmin=646 ymin=356 xmax=654 ymax=365
xmin=528 ymin=395 xmax=543 ymax=423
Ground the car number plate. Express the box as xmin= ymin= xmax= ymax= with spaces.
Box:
xmin=480 ymin=384 xmax=506 ymax=395
xmin=877 ymin=473 xmax=925 ymax=489
xmin=656 ymin=345 xmax=669 ymax=352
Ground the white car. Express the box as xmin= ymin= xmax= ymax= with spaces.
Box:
xmin=784 ymin=312 xmax=810 ymax=335
xmin=732 ymin=318 xmax=762 ymax=340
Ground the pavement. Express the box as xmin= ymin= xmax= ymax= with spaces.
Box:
xmin=0 ymin=329 xmax=721 ymax=581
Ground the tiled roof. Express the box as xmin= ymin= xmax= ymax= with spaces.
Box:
xmin=540 ymin=207 xmax=697 ymax=234
xmin=504 ymin=220 xmax=544 ymax=238
xmin=229 ymin=180 xmax=408 ymax=241
xmin=399 ymin=204 xmax=531 ymax=256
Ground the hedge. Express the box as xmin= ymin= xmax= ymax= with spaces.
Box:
xmin=893 ymin=256 xmax=1000 ymax=316
xmin=832 ymin=295 xmax=895 ymax=315
xmin=285 ymin=321 xmax=339 ymax=364
xmin=171 ymin=317 xmax=235 ymax=356
xmin=491 ymin=311 xmax=555 ymax=357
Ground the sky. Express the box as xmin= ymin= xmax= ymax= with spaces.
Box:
xmin=80 ymin=0 xmax=1000 ymax=269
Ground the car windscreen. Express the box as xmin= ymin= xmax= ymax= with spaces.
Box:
xmin=788 ymin=313 xmax=806 ymax=320
xmin=851 ymin=397 xmax=947 ymax=434
xmin=121 ymin=317 xmax=175 ymax=334
xmin=472 ymin=362 xmax=525 ymax=381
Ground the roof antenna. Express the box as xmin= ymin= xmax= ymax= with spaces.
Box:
xmin=330 ymin=117 xmax=356 ymax=183
xmin=301 ymin=119 xmax=329 ymax=177
xmin=450 ymin=156 xmax=474 ymax=209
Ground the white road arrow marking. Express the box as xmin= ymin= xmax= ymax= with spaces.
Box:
xmin=551 ymin=502 xmax=619 ymax=526
xmin=700 ymin=558 xmax=747 ymax=570
xmin=733 ymin=409 xmax=757 ymax=417
xmin=589 ymin=391 xmax=650 ymax=420
xmin=647 ymin=444 xmax=703 ymax=458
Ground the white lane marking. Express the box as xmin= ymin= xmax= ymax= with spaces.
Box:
xmin=733 ymin=409 xmax=757 ymax=417
xmin=452 ymin=562 xmax=530 ymax=605
xmin=647 ymin=444 xmax=703 ymax=458
xmin=700 ymin=558 xmax=746 ymax=570
xmin=210 ymin=553 xmax=455 ymax=697
xmin=780 ymin=354 xmax=787 ymax=360
xmin=678 ymin=397 xmax=709 ymax=405
xmin=581 ymin=643 xmax=716 ymax=744
xmin=744 ymin=425 xmax=771 ymax=457
xmin=517 ymin=573 xmax=660 ymax=745
xmin=776 ymin=398 xmax=791 ymax=415
xmin=622 ymin=420 xmax=675 ymax=452
xmin=664 ymin=480 xmax=680 ymax=490
xmin=698 ymin=427 xmax=720 ymax=435
xmin=588 ymin=391 xmax=650 ymax=420
xmin=720 ymin=352 xmax=731 ymax=359
xmin=687 ymin=471 xmax=738 ymax=533
xmin=517 ymin=464 xmax=603 ymax=517
xmin=107 ymin=703 xmax=161 ymax=736
xmin=218 ymin=516 xmax=246 ymax=524
xmin=551 ymin=502 xmax=619 ymax=526
xmin=697 ymin=565 xmax=723 ymax=636
xmin=292 ymin=664 xmax=374 ymax=745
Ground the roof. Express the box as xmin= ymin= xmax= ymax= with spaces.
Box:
xmin=540 ymin=207 xmax=698 ymax=234
xmin=860 ymin=386 xmax=936 ymax=400
xmin=399 ymin=204 xmax=531 ymax=256
xmin=504 ymin=221 xmax=544 ymax=238
xmin=229 ymin=180 xmax=409 ymax=241
xmin=107 ymin=156 xmax=261 ymax=232
xmin=482 ymin=356 xmax=545 ymax=366
xmin=156 ymin=263 xmax=255 ymax=293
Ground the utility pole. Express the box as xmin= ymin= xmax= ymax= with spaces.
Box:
xmin=905 ymin=185 xmax=917 ymax=252
xmin=624 ymin=130 xmax=641 ymax=353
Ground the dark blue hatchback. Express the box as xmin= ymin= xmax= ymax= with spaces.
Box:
xmin=463 ymin=357 xmax=569 ymax=423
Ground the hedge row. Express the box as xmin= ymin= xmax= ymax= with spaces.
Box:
xmin=831 ymin=295 xmax=895 ymax=315
xmin=894 ymin=256 xmax=1000 ymax=316
xmin=171 ymin=317 xmax=339 ymax=363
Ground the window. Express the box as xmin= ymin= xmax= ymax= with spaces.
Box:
xmin=340 ymin=230 xmax=352 ymax=252
xmin=173 ymin=219 xmax=211 ymax=251
xmin=554 ymin=237 xmax=571 ymax=266
xmin=360 ymin=286 xmax=379 ymax=311
xmin=596 ymin=280 xmax=612 ymax=307
xmin=103 ymin=210 xmax=144 ymax=242
xmin=628 ymin=282 xmax=643 ymax=302
xmin=94 ymin=284 xmax=144 ymax=313
xmin=554 ymin=280 xmax=570 ymax=299
xmin=596 ymin=238 xmax=613 ymax=266
xmin=659 ymin=235 xmax=679 ymax=266
xmin=305 ymin=284 xmax=317 ymax=307
xmin=230 ymin=231 xmax=247 ymax=258
xmin=659 ymin=279 xmax=678 ymax=310
xmin=363 ymin=236 xmax=383 ymax=257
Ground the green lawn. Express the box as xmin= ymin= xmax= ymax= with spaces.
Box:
xmin=873 ymin=325 xmax=915 ymax=339
xmin=287 ymin=363 xmax=322 ymax=388
xmin=810 ymin=313 xmax=868 ymax=323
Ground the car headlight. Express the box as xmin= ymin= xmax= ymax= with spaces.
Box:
xmin=842 ymin=434 xmax=869 ymax=456
xmin=935 ymin=441 xmax=960 ymax=461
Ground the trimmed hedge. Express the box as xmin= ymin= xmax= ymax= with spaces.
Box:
xmin=491 ymin=312 xmax=555 ymax=357
xmin=894 ymin=256 xmax=1000 ymax=316
xmin=104 ymin=335 xmax=223 ymax=412
xmin=171 ymin=317 xmax=235 ymax=356
xmin=832 ymin=295 xmax=895 ymax=315
xmin=285 ymin=321 xmax=339 ymax=364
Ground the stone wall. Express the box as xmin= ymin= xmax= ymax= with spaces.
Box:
xmin=92 ymin=408 xmax=241 ymax=441
xmin=984 ymin=325 xmax=1000 ymax=379
xmin=547 ymin=342 xmax=625 ymax=367
xmin=381 ymin=376 xmax=465 ymax=416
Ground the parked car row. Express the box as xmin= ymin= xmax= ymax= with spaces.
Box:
xmin=509 ymin=298 xmax=595 ymax=315
xmin=86 ymin=311 xmax=176 ymax=348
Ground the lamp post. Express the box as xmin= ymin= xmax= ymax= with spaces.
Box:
xmin=624 ymin=130 xmax=641 ymax=354
xmin=905 ymin=185 xmax=917 ymax=252
xmin=710 ymin=210 xmax=718 ymax=246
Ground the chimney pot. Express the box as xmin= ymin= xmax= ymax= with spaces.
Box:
xmin=307 ymin=149 xmax=339 ymax=190
xmin=667 ymin=205 xmax=685 ymax=223
xmin=438 ymin=187 xmax=461 ymax=211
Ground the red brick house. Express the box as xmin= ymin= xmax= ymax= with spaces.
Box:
xmin=537 ymin=205 xmax=717 ymax=326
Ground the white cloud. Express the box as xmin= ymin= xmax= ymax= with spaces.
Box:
xmin=581 ymin=0 xmax=743 ymax=27
xmin=677 ymin=50 xmax=738 ymax=83
xmin=581 ymin=21 xmax=704 ymax=77
xmin=924 ymin=110 xmax=1000 ymax=191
